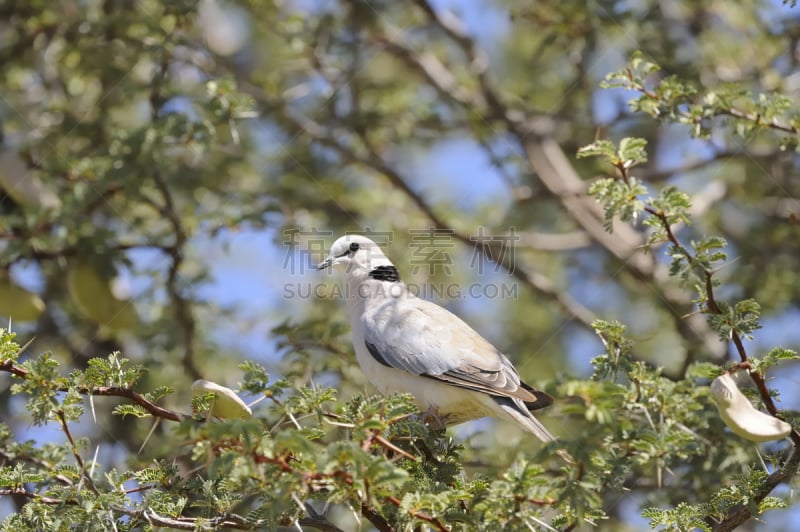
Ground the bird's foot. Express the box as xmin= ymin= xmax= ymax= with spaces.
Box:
xmin=421 ymin=405 xmax=447 ymax=430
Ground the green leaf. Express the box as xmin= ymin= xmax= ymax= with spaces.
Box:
xmin=685 ymin=362 xmax=722 ymax=380
xmin=577 ymin=140 xmax=617 ymax=160
xmin=647 ymin=186 xmax=691 ymax=226
xmin=0 ymin=329 xmax=21 ymax=362
xmin=618 ymin=137 xmax=649 ymax=168
xmin=112 ymin=404 xmax=150 ymax=418
xmin=587 ymin=177 xmax=648 ymax=230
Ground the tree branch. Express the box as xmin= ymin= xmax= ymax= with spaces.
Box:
xmin=0 ymin=360 xmax=189 ymax=422
xmin=644 ymin=204 xmax=800 ymax=445
xmin=713 ymin=445 xmax=800 ymax=531
xmin=0 ymin=488 xmax=74 ymax=505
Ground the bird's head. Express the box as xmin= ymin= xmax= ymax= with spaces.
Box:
xmin=317 ymin=234 xmax=394 ymax=276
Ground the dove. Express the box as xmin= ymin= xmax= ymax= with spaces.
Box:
xmin=317 ymin=234 xmax=555 ymax=441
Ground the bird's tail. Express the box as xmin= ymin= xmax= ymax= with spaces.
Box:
xmin=495 ymin=397 xmax=555 ymax=442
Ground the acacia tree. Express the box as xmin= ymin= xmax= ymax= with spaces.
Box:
xmin=1 ymin=1 xmax=799 ymax=530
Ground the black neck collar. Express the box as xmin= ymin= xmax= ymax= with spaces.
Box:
xmin=369 ymin=265 xmax=400 ymax=282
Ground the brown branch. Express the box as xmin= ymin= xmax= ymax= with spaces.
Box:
xmin=626 ymin=181 xmax=800 ymax=529
xmin=372 ymin=433 xmax=417 ymax=461
xmin=627 ymin=67 xmax=658 ymax=99
xmin=385 ymin=495 xmax=450 ymax=532
xmin=713 ymin=445 xmax=800 ymax=531
xmin=123 ymin=485 xmax=154 ymax=495
xmin=0 ymin=360 xmax=189 ymax=422
xmin=0 ymin=359 xmax=27 ymax=378
xmin=360 ymin=503 xmax=395 ymax=532
xmin=81 ymin=385 xmax=188 ymax=421
xmin=643 ymin=204 xmax=800 ymax=443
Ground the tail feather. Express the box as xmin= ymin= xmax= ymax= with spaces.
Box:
xmin=494 ymin=397 xmax=555 ymax=442
xmin=520 ymin=381 xmax=554 ymax=410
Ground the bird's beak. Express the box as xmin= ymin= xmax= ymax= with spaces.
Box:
xmin=317 ymin=257 xmax=332 ymax=271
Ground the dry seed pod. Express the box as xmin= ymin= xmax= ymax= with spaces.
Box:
xmin=191 ymin=380 xmax=252 ymax=420
xmin=710 ymin=373 xmax=792 ymax=442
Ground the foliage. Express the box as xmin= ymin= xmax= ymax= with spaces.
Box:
xmin=1 ymin=1 xmax=800 ymax=531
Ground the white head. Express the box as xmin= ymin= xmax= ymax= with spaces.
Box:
xmin=317 ymin=234 xmax=395 ymax=278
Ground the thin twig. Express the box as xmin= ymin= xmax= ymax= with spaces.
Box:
xmin=642 ymin=204 xmax=800 ymax=443
xmin=386 ymin=495 xmax=450 ymax=532
xmin=147 ymin=46 xmax=200 ymax=381
xmin=57 ymin=410 xmax=99 ymax=495
xmin=598 ymin=159 xmax=800 ymax=529
xmin=253 ymin=448 xmax=447 ymax=531
xmin=0 ymin=488 xmax=76 ymax=505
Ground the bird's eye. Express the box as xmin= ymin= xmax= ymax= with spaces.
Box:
xmin=349 ymin=242 xmax=360 ymax=253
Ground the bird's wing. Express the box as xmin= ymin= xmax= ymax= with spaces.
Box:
xmin=362 ymin=296 xmax=552 ymax=408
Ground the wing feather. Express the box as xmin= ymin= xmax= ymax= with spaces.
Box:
xmin=362 ymin=295 xmax=551 ymax=406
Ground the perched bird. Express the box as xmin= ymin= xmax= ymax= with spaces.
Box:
xmin=317 ymin=234 xmax=555 ymax=441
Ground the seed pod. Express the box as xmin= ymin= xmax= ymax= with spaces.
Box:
xmin=710 ymin=373 xmax=792 ymax=442
xmin=191 ymin=379 xmax=252 ymax=420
